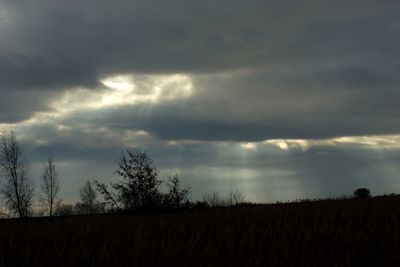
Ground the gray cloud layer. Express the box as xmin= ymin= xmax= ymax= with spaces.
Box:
xmin=1 ymin=0 xmax=400 ymax=202
xmin=1 ymin=0 xmax=399 ymax=139
xmin=0 ymin=0 xmax=400 ymax=128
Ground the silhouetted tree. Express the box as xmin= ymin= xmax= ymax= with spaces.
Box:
xmin=0 ymin=130 xmax=34 ymax=217
xmin=354 ymin=188 xmax=371 ymax=198
xmin=78 ymin=181 xmax=98 ymax=214
xmin=94 ymin=181 xmax=121 ymax=211
xmin=40 ymin=157 xmax=60 ymax=216
xmin=96 ymin=149 xmax=162 ymax=211
xmin=164 ymin=174 xmax=191 ymax=209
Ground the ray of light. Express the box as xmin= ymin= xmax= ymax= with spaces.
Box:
xmin=0 ymin=73 xmax=194 ymax=140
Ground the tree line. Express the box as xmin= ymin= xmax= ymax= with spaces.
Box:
xmin=0 ymin=130 xmax=246 ymax=218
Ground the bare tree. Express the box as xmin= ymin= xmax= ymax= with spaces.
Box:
xmin=203 ymin=190 xmax=246 ymax=207
xmin=0 ymin=130 xmax=34 ymax=218
xmin=79 ymin=181 xmax=98 ymax=214
xmin=164 ymin=174 xmax=191 ymax=209
xmin=226 ymin=190 xmax=246 ymax=206
xmin=41 ymin=157 xmax=61 ymax=216
xmin=94 ymin=181 xmax=121 ymax=211
xmin=202 ymin=192 xmax=225 ymax=207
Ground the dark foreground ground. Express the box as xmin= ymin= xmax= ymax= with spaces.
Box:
xmin=1 ymin=196 xmax=400 ymax=266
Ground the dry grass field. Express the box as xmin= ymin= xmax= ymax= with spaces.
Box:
xmin=1 ymin=196 xmax=400 ymax=266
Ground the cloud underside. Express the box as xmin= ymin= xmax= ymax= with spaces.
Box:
xmin=0 ymin=0 xmax=399 ymax=141
xmin=3 ymin=69 xmax=400 ymax=143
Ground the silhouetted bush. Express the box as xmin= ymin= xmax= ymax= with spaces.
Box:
xmin=354 ymin=188 xmax=371 ymax=198
xmin=203 ymin=191 xmax=247 ymax=207
xmin=95 ymin=149 xmax=196 ymax=213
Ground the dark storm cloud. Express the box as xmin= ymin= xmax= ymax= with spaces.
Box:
xmin=1 ymin=0 xmax=400 ymax=137
xmin=60 ymin=61 xmax=400 ymax=141
xmin=1 ymin=0 xmax=399 ymax=80
xmin=0 ymin=56 xmax=98 ymax=89
xmin=0 ymin=89 xmax=61 ymax=122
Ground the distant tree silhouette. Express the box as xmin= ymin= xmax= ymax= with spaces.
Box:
xmin=77 ymin=181 xmax=99 ymax=214
xmin=203 ymin=191 xmax=247 ymax=207
xmin=164 ymin=174 xmax=191 ymax=209
xmin=354 ymin=188 xmax=371 ymax=198
xmin=94 ymin=181 xmax=121 ymax=211
xmin=0 ymin=130 xmax=34 ymax=218
xmin=96 ymin=149 xmax=162 ymax=211
xmin=226 ymin=190 xmax=246 ymax=206
xmin=40 ymin=157 xmax=61 ymax=216
xmin=203 ymin=192 xmax=225 ymax=207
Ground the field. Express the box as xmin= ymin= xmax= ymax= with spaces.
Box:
xmin=1 ymin=196 xmax=400 ymax=266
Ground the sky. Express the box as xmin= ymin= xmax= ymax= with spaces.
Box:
xmin=0 ymin=0 xmax=400 ymax=204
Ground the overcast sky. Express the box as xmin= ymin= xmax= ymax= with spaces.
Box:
xmin=1 ymin=0 xmax=400 ymax=203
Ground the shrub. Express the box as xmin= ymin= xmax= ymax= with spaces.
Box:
xmin=354 ymin=188 xmax=371 ymax=198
